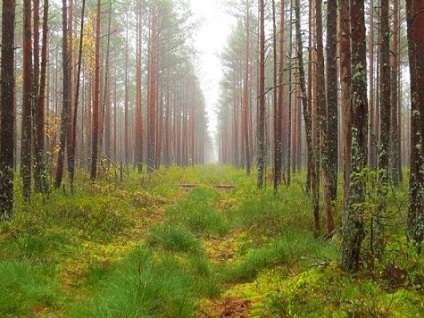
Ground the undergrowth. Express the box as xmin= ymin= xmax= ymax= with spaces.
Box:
xmin=0 ymin=165 xmax=422 ymax=317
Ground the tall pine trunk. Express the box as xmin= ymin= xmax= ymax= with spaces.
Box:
xmin=148 ymin=5 xmax=158 ymax=173
xmin=69 ymin=0 xmax=86 ymax=193
xmin=339 ymin=0 xmax=351 ymax=212
xmin=406 ymin=0 xmax=424 ymax=252
xmin=316 ymin=0 xmax=334 ymax=234
xmin=22 ymin=0 xmax=33 ymax=200
xmin=55 ymin=0 xmax=70 ymax=189
xmin=90 ymin=0 xmax=101 ymax=181
xmin=326 ymin=0 xmax=338 ymax=201
xmin=295 ymin=0 xmax=320 ymax=233
xmin=0 ymin=0 xmax=16 ymax=220
xmin=341 ymin=0 xmax=369 ymax=272
xmin=257 ymin=0 xmax=266 ymax=188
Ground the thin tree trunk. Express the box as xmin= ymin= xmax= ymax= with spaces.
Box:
xmin=326 ymin=0 xmax=338 ymax=202
xmin=287 ymin=0 xmax=294 ymax=186
xmin=295 ymin=0 xmax=320 ymax=233
xmin=90 ymin=0 xmax=101 ymax=181
xmin=243 ymin=1 xmax=251 ymax=176
xmin=316 ymin=0 xmax=334 ymax=234
xmin=374 ymin=0 xmax=391 ymax=258
xmin=55 ymin=0 xmax=71 ymax=189
xmin=69 ymin=0 xmax=86 ymax=193
xmin=369 ymin=0 xmax=377 ymax=169
xmin=272 ymin=0 xmax=281 ymax=191
xmin=34 ymin=0 xmax=49 ymax=194
xmin=22 ymin=0 xmax=33 ymax=200
xmin=390 ymin=0 xmax=400 ymax=186
xmin=0 ymin=0 xmax=16 ymax=220
xmin=339 ymin=0 xmax=351 ymax=212
xmin=148 ymin=5 xmax=158 ymax=173
xmin=257 ymin=0 xmax=266 ymax=188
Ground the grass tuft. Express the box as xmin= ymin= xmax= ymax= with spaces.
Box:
xmin=146 ymin=223 xmax=203 ymax=254
xmin=0 ymin=260 xmax=61 ymax=316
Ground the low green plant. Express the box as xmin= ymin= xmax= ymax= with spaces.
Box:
xmin=265 ymin=263 xmax=424 ymax=317
xmin=147 ymin=223 xmax=202 ymax=254
xmin=67 ymin=248 xmax=200 ymax=318
xmin=225 ymin=231 xmax=338 ymax=282
xmin=0 ymin=260 xmax=61 ymax=316
xmin=165 ymin=187 xmax=231 ymax=237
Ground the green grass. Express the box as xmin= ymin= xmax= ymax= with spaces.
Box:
xmin=147 ymin=223 xmax=203 ymax=254
xmin=0 ymin=260 xmax=61 ymax=316
xmin=67 ymin=248 xmax=217 ymax=318
xmin=225 ymin=231 xmax=339 ymax=282
xmin=164 ymin=187 xmax=232 ymax=237
xmin=0 ymin=165 xmax=421 ymax=317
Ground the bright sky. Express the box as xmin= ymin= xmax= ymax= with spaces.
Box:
xmin=189 ymin=0 xmax=235 ymax=156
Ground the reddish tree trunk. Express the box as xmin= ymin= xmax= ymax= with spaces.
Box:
xmin=406 ymin=0 xmax=424 ymax=251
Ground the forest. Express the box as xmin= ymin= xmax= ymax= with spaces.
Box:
xmin=0 ymin=0 xmax=424 ymax=317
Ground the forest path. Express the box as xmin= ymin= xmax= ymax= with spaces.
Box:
xmin=38 ymin=185 xmax=187 ymax=318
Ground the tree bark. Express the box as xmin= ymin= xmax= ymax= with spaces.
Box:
xmin=341 ymin=0 xmax=369 ymax=272
xmin=257 ymin=0 xmax=266 ymax=188
xmin=34 ymin=0 xmax=49 ymax=194
xmin=90 ymin=0 xmax=101 ymax=181
xmin=55 ymin=0 xmax=71 ymax=189
xmin=390 ymin=0 xmax=401 ymax=186
xmin=243 ymin=1 xmax=251 ymax=176
xmin=22 ymin=0 xmax=33 ymax=200
xmin=406 ymin=0 xmax=424 ymax=252
xmin=0 ymin=0 xmax=16 ymax=220
xmin=326 ymin=0 xmax=338 ymax=202
xmin=339 ymin=0 xmax=351 ymax=212
xmin=148 ymin=5 xmax=158 ymax=173
xmin=374 ymin=0 xmax=391 ymax=257
xmin=295 ymin=0 xmax=320 ymax=233
xmin=69 ymin=0 xmax=86 ymax=193
xmin=316 ymin=0 xmax=335 ymax=234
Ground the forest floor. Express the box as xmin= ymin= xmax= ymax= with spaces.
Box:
xmin=0 ymin=165 xmax=423 ymax=317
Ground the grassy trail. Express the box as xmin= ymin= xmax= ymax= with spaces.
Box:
xmin=0 ymin=165 xmax=423 ymax=317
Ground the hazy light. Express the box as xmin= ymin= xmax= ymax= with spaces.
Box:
xmin=190 ymin=0 xmax=235 ymax=161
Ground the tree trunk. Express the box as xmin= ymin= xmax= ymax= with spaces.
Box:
xmin=0 ymin=0 xmax=16 ymax=220
xmin=326 ymin=0 xmax=338 ymax=202
xmin=339 ymin=0 xmax=351 ymax=212
xmin=55 ymin=0 xmax=71 ymax=189
xmin=316 ymin=0 xmax=335 ymax=234
xmin=287 ymin=0 xmax=293 ymax=186
xmin=374 ymin=0 xmax=391 ymax=258
xmin=390 ymin=0 xmax=400 ymax=186
xmin=369 ymin=0 xmax=377 ymax=170
xmin=34 ymin=0 xmax=49 ymax=194
xmin=69 ymin=0 xmax=86 ymax=193
xmin=243 ymin=1 xmax=251 ymax=176
xmin=135 ymin=2 xmax=143 ymax=172
xmin=341 ymin=0 xmax=369 ymax=272
xmin=295 ymin=0 xmax=320 ymax=234
xmin=22 ymin=0 xmax=33 ymax=200
xmin=148 ymin=5 xmax=158 ymax=173
xmin=90 ymin=0 xmax=101 ymax=181
xmin=406 ymin=0 xmax=424 ymax=251
xmin=278 ymin=0 xmax=285 ymax=184
xmin=272 ymin=0 xmax=281 ymax=191
xmin=257 ymin=0 xmax=266 ymax=188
